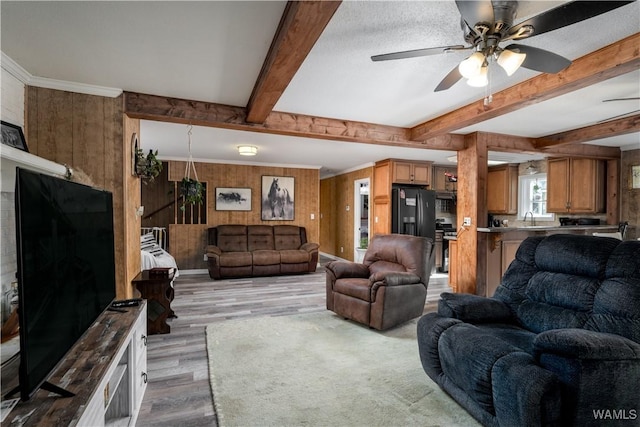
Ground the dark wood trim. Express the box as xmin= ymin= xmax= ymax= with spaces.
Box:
xmin=246 ymin=1 xmax=342 ymax=124
xmin=535 ymin=114 xmax=640 ymax=149
xmin=410 ymin=33 xmax=640 ymax=141
xmin=124 ymin=91 xmax=465 ymax=150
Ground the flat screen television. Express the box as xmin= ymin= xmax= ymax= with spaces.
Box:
xmin=12 ymin=167 xmax=116 ymax=401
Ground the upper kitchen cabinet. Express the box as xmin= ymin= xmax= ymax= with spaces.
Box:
xmin=487 ymin=164 xmax=518 ymax=214
xmin=393 ymin=160 xmax=432 ymax=186
xmin=372 ymin=159 xmax=433 ymax=235
xmin=547 ymin=157 xmax=605 ymax=213
xmin=433 ymin=166 xmax=457 ymax=192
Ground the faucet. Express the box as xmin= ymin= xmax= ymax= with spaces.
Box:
xmin=524 ymin=211 xmax=535 ymax=226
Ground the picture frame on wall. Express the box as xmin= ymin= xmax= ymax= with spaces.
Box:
xmin=1 ymin=121 xmax=28 ymax=152
xmin=215 ymin=188 xmax=252 ymax=211
xmin=261 ymin=176 xmax=294 ymax=220
xmin=631 ymin=165 xmax=640 ymax=190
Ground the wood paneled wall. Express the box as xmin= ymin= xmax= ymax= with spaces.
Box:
xmin=25 ymin=87 xmax=139 ymax=299
xmin=621 ymin=149 xmax=640 ymax=239
xmin=165 ymin=161 xmax=320 ymax=269
xmin=319 ymin=167 xmax=373 ymax=261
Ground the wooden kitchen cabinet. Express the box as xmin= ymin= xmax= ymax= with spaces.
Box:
xmin=433 ymin=166 xmax=457 ymax=192
xmin=372 ymin=159 xmax=433 ymax=234
xmin=487 ymin=164 xmax=518 ymax=214
xmin=547 ymin=157 xmax=605 ymax=213
xmin=434 ymin=231 xmax=443 ymax=270
xmin=448 ymin=240 xmax=458 ymax=292
xmin=393 ymin=160 xmax=432 ymax=186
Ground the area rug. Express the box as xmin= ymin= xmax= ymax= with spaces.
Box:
xmin=205 ymin=312 xmax=479 ymax=426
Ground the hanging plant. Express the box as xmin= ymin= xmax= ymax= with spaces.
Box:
xmin=180 ymin=125 xmax=204 ymax=211
xmin=181 ymin=177 xmax=204 ymax=210
xmin=135 ymin=148 xmax=163 ymax=183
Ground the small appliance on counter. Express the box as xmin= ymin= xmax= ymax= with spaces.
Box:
xmin=559 ymin=217 xmax=600 ymax=226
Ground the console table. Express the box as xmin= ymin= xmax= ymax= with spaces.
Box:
xmin=132 ymin=269 xmax=175 ymax=335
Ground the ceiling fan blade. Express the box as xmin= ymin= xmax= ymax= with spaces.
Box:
xmin=434 ymin=65 xmax=463 ymax=92
xmin=371 ymin=45 xmax=467 ymax=62
xmin=455 ymin=0 xmax=494 ymax=35
xmin=508 ymin=1 xmax=634 ymax=41
xmin=506 ymin=44 xmax=571 ymax=74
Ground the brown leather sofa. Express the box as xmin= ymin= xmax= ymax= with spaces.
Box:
xmin=325 ymin=233 xmax=433 ymax=330
xmin=205 ymin=225 xmax=319 ymax=279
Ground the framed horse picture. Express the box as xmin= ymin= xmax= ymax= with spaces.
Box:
xmin=215 ymin=187 xmax=251 ymax=211
xmin=261 ymin=176 xmax=294 ymax=220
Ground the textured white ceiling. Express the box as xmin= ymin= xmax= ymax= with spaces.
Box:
xmin=1 ymin=1 xmax=638 ymax=178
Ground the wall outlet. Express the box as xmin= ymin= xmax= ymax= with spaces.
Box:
xmin=463 ymin=217 xmax=472 ymax=226
xmin=310 ymin=213 xmax=315 ymax=220
xmin=204 ymin=254 xmax=208 ymax=262
xmin=340 ymin=246 xmax=344 ymax=253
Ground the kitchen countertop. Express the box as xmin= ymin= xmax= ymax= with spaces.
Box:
xmin=477 ymin=225 xmax=619 ymax=233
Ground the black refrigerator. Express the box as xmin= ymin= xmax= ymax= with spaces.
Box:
xmin=391 ymin=186 xmax=436 ymax=241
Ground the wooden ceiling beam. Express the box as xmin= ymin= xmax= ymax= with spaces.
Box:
xmin=535 ymin=114 xmax=640 ymax=149
xmin=245 ymin=1 xmax=341 ymax=124
xmin=410 ymin=33 xmax=640 ymax=142
xmin=124 ymin=91 xmax=465 ymax=150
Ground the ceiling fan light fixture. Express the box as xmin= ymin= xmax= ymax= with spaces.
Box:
xmin=497 ymin=49 xmax=526 ymax=76
xmin=467 ymin=65 xmax=488 ymax=87
xmin=238 ymin=145 xmax=258 ymax=156
xmin=458 ymin=52 xmax=485 ymax=79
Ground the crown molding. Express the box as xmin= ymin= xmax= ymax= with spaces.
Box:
xmin=1 ymin=51 xmax=122 ymax=98
xmin=1 ymin=51 xmax=31 ymax=83
xmin=29 ymin=75 xmax=123 ymax=98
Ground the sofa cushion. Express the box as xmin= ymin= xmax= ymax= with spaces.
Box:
xmin=280 ymin=249 xmax=309 ymax=264
xmin=439 ymin=323 xmax=523 ymax=415
xmin=248 ymin=225 xmax=276 ymax=251
xmin=218 ymin=251 xmax=252 ymax=267
xmin=252 ymin=250 xmax=280 ymax=266
xmin=273 ymin=225 xmax=303 ymax=250
xmin=216 ymin=225 xmax=248 ymax=252
xmin=584 ymin=241 xmax=640 ymax=342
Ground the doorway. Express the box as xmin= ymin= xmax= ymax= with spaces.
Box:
xmin=353 ymin=178 xmax=370 ymax=262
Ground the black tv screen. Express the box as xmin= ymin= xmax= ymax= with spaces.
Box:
xmin=14 ymin=167 xmax=116 ymax=401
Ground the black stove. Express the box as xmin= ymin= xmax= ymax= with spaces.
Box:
xmin=436 ymin=223 xmax=456 ymax=236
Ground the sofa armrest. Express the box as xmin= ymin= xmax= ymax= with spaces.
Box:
xmin=370 ymin=271 xmax=421 ymax=286
xmin=300 ymin=242 xmax=319 ymax=252
xmin=534 ymin=329 xmax=640 ymax=360
xmin=325 ymin=261 xmax=370 ymax=279
xmin=206 ymin=245 xmax=222 ymax=256
xmin=437 ymin=292 xmax=514 ymax=323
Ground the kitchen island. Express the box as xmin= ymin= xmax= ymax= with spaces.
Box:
xmin=460 ymin=225 xmax=620 ymax=297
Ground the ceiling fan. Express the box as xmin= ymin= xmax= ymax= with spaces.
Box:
xmin=371 ymin=1 xmax=635 ymax=92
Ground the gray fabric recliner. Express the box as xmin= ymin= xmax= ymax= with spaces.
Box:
xmin=417 ymin=234 xmax=640 ymax=427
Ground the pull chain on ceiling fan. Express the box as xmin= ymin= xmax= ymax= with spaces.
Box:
xmin=371 ymin=1 xmax=634 ymax=94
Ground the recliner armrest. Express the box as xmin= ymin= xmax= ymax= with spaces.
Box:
xmin=534 ymin=329 xmax=640 ymax=360
xmin=206 ymin=245 xmax=222 ymax=256
xmin=438 ymin=292 xmax=514 ymax=323
xmin=325 ymin=261 xmax=370 ymax=279
xmin=370 ymin=271 xmax=421 ymax=286
xmin=300 ymin=242 xmax=319 ymax=252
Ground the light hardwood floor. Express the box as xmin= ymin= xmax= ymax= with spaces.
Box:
xmin=136 ymin=262 xmax=451 ymax=426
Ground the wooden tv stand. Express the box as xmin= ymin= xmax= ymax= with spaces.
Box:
xmin=5 ymin=302 xmax=148 ymax=426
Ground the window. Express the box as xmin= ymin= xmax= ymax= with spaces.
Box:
xmin=518 ymin=173 xmax=553 ymax=221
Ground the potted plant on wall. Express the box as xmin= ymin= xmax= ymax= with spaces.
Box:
xmin=136 ymin=148 xmax=163 ymax=183
xmin=180 ymin=125 xmax=204 ymax=211
xmin=132 ymin=133 xmax=163 ymax=183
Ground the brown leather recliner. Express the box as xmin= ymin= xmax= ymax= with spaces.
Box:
xmin=325 ymin=233 xmax=434 ymax=330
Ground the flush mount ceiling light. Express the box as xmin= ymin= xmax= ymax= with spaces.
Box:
xmin=238 ymin=145 xmax=258 ymax=156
